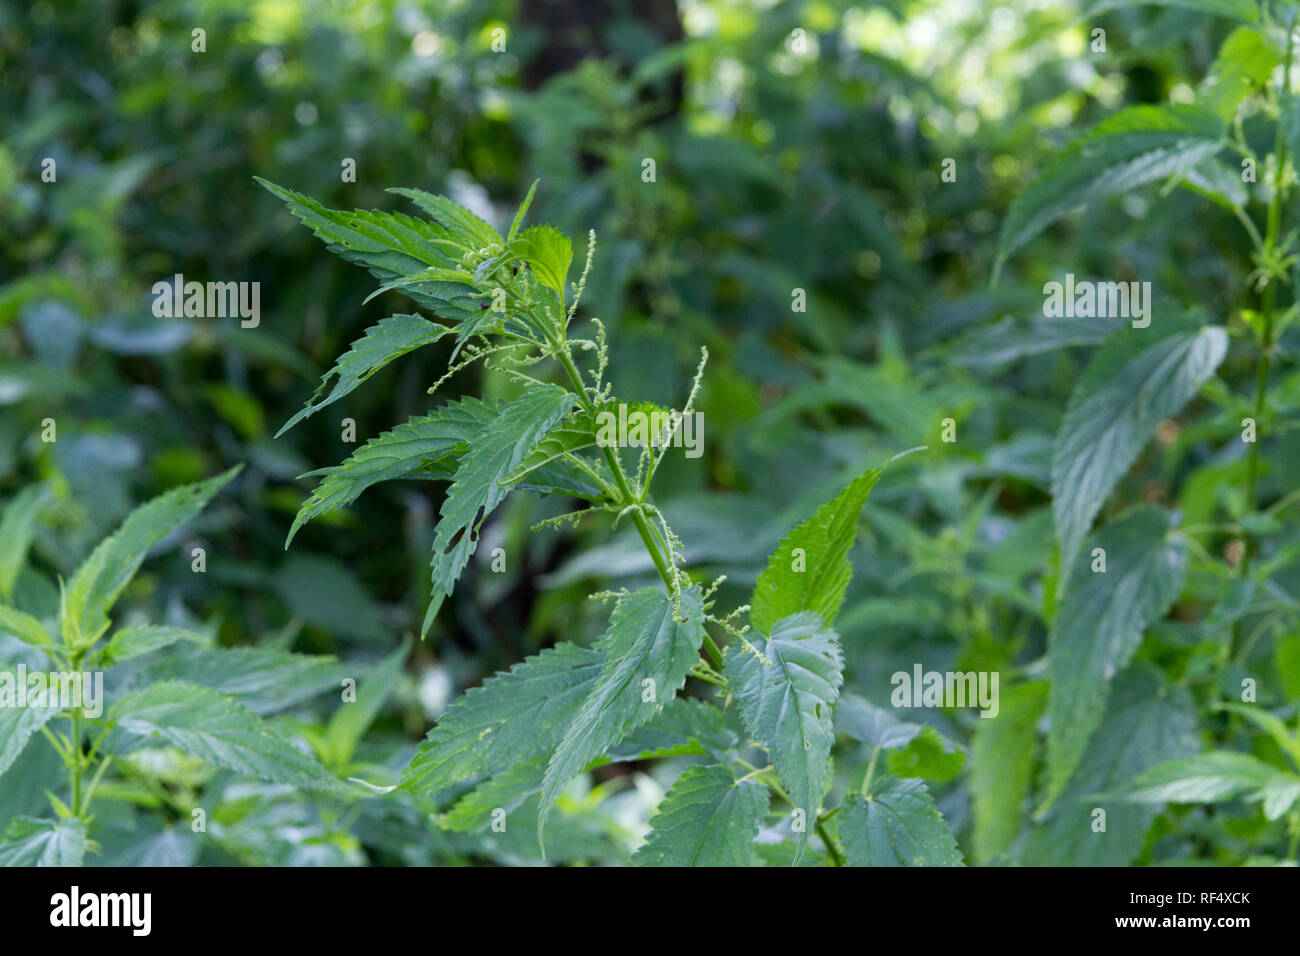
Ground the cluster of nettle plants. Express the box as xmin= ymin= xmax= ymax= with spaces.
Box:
xmin=973 ymin=0 xmax=1300 ymax=861
xmin=0 ymin=177 xmax=960 ymax=867
xmin=5 ymin=0 xmax=1300 ymax=866
xmin=252 ymin=176 xmax=954 ymax=865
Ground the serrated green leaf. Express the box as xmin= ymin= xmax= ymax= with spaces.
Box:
xmin=541 ymin=586 xmax=706 ymax=824
xmin=632 ymin=764 xmax=770 ymax=866
xmin=724 ymin=611 xmax=844 ymax=847
xmin=834 ymin=775 xmax=964 ymax=867
xmin=61 ymin=468 xmax=240 ymax=649
xmin=1046 ymin=507 xmax=1188 ymax=806
xmin=949 ymin=314 xmax=1128 ymax=370
xmin=1217 ymin=702 xmax=1300 ymax=770
xmin=257 ymin=178 xmax=478 ymax=318
xmin=1119 ymin=752 xmax=1299 ymax=815
xmin=425 ymin=385 xmax=577 ymax=632
xmin=1180 ymin=155 xmax=1250 ymax=209
xmin=0 ymin=603 xmax=53 ymax=647
xmin=0 ymin=664 xmax=61 ymax=778
xmin=1052 ymin=325 xmax=1226 ymax=582
xmin=400 ymin=642 xmax=603 ymax=796
xmin=1025 ymin=665 xmax=1199 ymax=866
xmin=131 ymin=646 xmax=349 ymax=716
xmin=287 ymin=397 xmax=501 ymax=545
xmin=512 ymin=224 xmax=573 ymax=295
xmin=503 ymin=410 xmax=599 ymax=485
xmin=749 ymin=462 xmax=887 ymax=635
xmin=996 ymin=105 xmax=1225 ymax=270
xmin=100 ymin=625 xmax=208 ymax=665
xmin=971 ymin=681 xmax=1048 ymax=863
xmin=0 ymin=486 xmax=41 ymax=602
xmin=277 ymin=314 xmax=451 ymax=437
xmin=388 ymin=186 xmax=502 ymax=251
xmin=0 ymin=816 xmax=86 ymax=866
xmin=1199 ymin=27 xmax=1278 ymax=120
xmin=606 ymin=697 xmax=739 ymax=761
xmin=508 ymin=180 xmax=539 ymax=242
xmin=441 ymin=760 xmax=545 ymax=833
xmin=108 ymin=681 xmax=339 ymax=790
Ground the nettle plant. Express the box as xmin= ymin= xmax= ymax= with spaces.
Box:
xmin=0 ymin=470 xmax=371 ymax=866
xmin=985 ymin=0 xmax=1300 ymax=860
xmin=262 ymin=178 xmax=960 ymax=865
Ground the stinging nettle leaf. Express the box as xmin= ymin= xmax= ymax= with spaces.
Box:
xmin=970 ymin=681 xmax=1048 ymax=863
xmin=388 ymin=186 xmax=503 ymax=251
xmin=0 ymin=485 xmax=42 ymax=602
xmin=1045 ymin=507 xmax=1188 ymax=806
xmin=1198 ymin=26 xmax=1278 ymax=121
xmin=540 ymin=586 xmax=706 ymax=826
xmin=0 ymin=816 xmax=86 ymax=867
xmin=424 ymin=385 xmax=578 ymax=633
xmin=995 ymin=105 xmax=1225 ymax=271
xmin=131 ymin=645 xmax=350 ymax=716
xmin=100 ymin=625 xmax=208 ymax=665
xmin=632 ymin=763 xmax=771 ymax=867
xmin=441 ymin=760 xmax=546 ymax=833
xmin=724 ymin=610 xmax=844 ymax=855
xmin=287 ymin=396 xmax=501 ymax=545
xmin=1052 ymin=323 xmax=1226 ymax=583
xmin=1118 ymin=751 xmax=1300 ymax=819
xmin=834 ymin=774 xmax=964 ymax=867
xmin=0 ymin=663 xmax=61 ymax=779
xmin=606 ymin=697 xmax=739 ymax=762
xmin=503 ymin=410 xmax=599 ymax=486
xmin=62 ymin=467 xmax=240 ymax=649
xmin=258 ymin=178 xmax=460 ymax=279
xmin=400 ymin=642 xmax=604 ymax=796
xmin=949 ymin=314 xmax=1128 ymax=370
xmin=276 ymin=314 xmax=451 ymax=438
xmin=749 ymin=459 xmax=891 ymax=635
xmin=511 ymin=224 xmax=573 ymax=296
xmin=508 ymin=179 xmax=539 ymax=242
xmin=108 ymin=681 xmax=340 ymax=790
xmin=1024 ymin=664 xmax=1198 ymax=866
xmin=0 ymin=603 xmax=53 ymax=647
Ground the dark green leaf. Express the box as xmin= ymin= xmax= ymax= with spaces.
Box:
xmin=425 ymin=385 xmax=577 ymax=632
xmin=541 ymin=586 xmax=706 ymax=822
xmin=834 ymin=775 xmax=964 ymax=867
xmin=632 ymin=764 xmax=770 ymax=867
xmin=277 ymin=314 xmax=451 ymax=437
xmin=1046 ymin=507 xmax=1189 ymax=804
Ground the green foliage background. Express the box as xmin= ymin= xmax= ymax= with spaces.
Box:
xmin=1 ymin=0 xmax=1298 ymax=866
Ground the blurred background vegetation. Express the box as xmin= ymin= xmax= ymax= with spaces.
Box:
xmin=2 ymin=0 xmax=1296 ymax=865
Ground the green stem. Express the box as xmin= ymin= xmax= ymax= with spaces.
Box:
xmin=816 ymin=819 xmax=845 ymax=867
xmin=1232 ymin=13 xmax=1295 ymax=653
xmin=69 ymin=710 xmax=82 ymax=816
xmin=553 ymin=340 xmax=725 ymax=669
xmin=861 ymin=746 xmax=882 ymax=794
